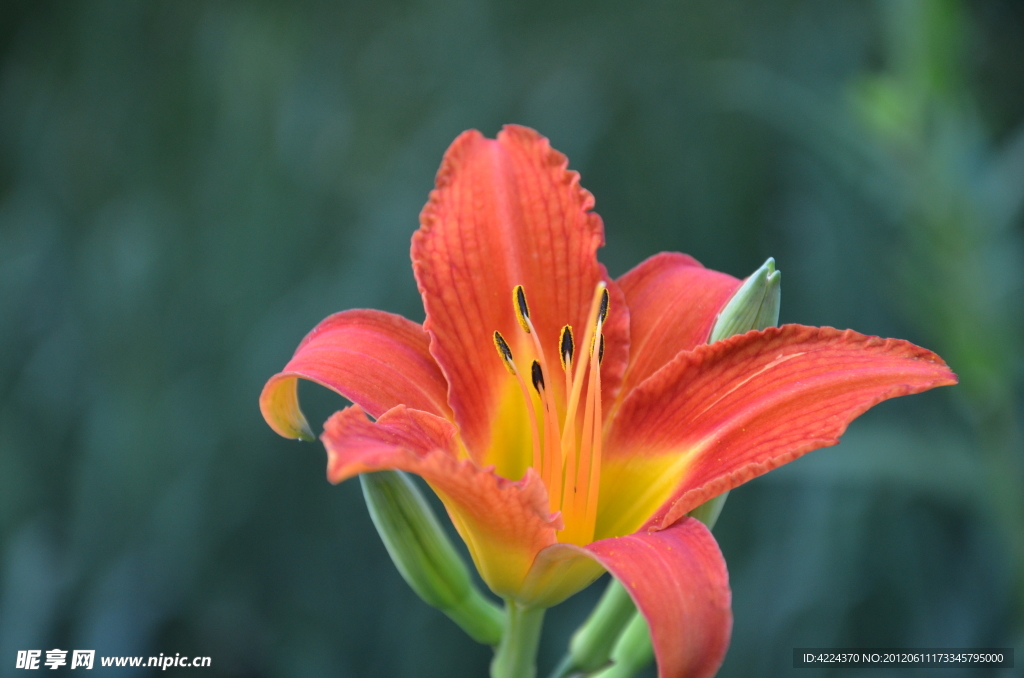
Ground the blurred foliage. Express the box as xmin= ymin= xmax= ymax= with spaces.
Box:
xmin=0 ymin=1 xmax=1020 ymax=677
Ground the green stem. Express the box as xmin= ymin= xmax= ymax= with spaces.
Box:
xmin=446 ymin=588 xmax=506 ymax=646
xmin=591 ymin=612 xmax=654 ymax=678
xmin=550 ymin=579 xmax=636 ymax=678
xmin=491 ymin=602 xmax=546 ymax=678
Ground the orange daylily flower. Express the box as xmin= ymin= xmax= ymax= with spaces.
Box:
xmin=261 ymin=126 xmax=956 ymax=678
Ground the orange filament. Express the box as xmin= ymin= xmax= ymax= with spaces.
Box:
xmin=584 ymin=332 xmax=603 ymax=539
xmin=571 ymin=342 xmax=598 ymax=538
xmin=494 ymin=283 xmax=609 ymax=545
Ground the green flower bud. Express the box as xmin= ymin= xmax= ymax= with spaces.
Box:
xmin=708 ymin=257 xmax=781 ymax=343
xmin=360 ymin=470 xmax=504 ymax=645
xmin=693 ymin=258 xmax=781 ymax=530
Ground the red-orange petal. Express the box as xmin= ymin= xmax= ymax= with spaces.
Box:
xmin=599 ymin=325 xmax=958 ymax=538
xmin=260 ymin=309 xmax=452 ymax=440
xmin=587 ymin=519 xmax=732 ymax=678
xmin=510 ymin=518 xmax=731 ymax=677
xmin=412 ymin=125 xmax=629 ymax=463
xmin=321 ymin=404 xmax=560 ymax=598
xmin=615 ymin=252 xmax=741 ymax=406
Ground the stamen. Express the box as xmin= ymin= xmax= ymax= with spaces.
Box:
xmin=513 ymin=285 xmax=531 ymax=334
xmin=559 ymin=326 xmax=574 ymax=474
xmin=492 ymin=330 xmax=542 ymax=474
xmin=500 ymin=282 xmax=609 ymax=537
xmin=531 ymin=358 xmax=561 ymax=503
xmin=569 ymin=289 xmax=609 ymax=544
xmin=559 ymin=282 xmax=608 ymax=541
xmin=561 ymin=282 xmax=606 ymax=455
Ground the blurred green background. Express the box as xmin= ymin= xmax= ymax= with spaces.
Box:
xmin=1 ymin=0 xmax=1021 ymax=676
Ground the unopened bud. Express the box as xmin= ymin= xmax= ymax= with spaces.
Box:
xmin=360 ymin=471 xmax=504 ymax=645
xmin=709 ymin=257 xmax=781 ymax=343
xmin=696 ymin=258 xmax=781 ymax=531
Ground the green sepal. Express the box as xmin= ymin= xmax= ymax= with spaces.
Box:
xmin=360 ymin=470 xmax=504 ymax=645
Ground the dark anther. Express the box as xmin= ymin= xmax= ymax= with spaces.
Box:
xmin=560 ymin=325 xmax=574 ymax=369
xmin=513 ymin=285 xmax=531 ymax=333
xmin=493 ymin=331 xmax=516 ymax=374
xmin=598 ymin=288 xmax=610 ymax=324
xmin=531 ymin=360 xmax=545 ymax=392
xmin=515 ymin=286 xmax=530 ymax=319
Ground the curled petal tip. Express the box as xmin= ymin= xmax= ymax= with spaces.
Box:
xmin=260 ymin=374 xmax=316 ymax=441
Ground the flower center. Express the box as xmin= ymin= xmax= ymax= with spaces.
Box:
xmin=492 ymin=282 xmax=609 ymax=545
